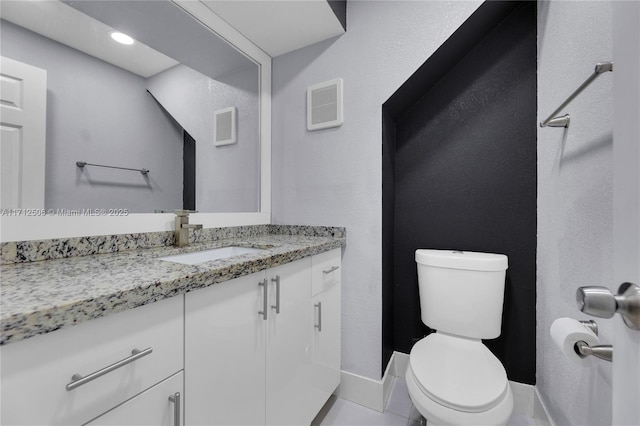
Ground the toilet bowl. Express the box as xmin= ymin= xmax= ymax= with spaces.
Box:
xmin=407 ymin=249 xmax=513 ymax=425
xmin=406 ymin=333 xmax=513 ymax=425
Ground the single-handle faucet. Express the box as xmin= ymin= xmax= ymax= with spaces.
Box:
xmin=174 ymin=210 xmax=203 ymax=247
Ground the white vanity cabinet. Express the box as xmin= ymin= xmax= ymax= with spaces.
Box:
xmin=0 ymin=246 xmax=342 ymax=425
xmin=0 ymin=296 xmax=184 ymax=426
xmin=185 ymin=250 xmax=342 ymax=426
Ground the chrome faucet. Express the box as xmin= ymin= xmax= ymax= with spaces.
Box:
xmin=174 ymin=210 xmax=202 ymax=247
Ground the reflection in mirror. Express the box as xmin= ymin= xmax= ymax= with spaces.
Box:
xmin=0 ymin=0 xmax=260 ymax=213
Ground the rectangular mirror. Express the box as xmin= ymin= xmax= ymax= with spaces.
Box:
xmin=0 ymin=0 xmax=271 ymax=241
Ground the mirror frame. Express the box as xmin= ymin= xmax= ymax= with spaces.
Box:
xmin=0 ymin=0 xmax=271 ymax=242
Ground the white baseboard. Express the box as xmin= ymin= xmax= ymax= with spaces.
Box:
xmin=392 ymin=351 xmax=410 ymax=377
xmin=336 ymin=351 xmax=552 ymax=425
xmin=533 ymin=387 xmax=553 ymax=426
xmin=333 ymin=352 xmax=397 ymax=412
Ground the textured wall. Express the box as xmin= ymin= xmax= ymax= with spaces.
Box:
xmin=147 ymin=64 xmax=260 ymax=213
xmin=272 ymin=1 xmax=482 ymax=379
xmin=537 ymin=1 xmax=613 ymax=424
xmin=1 ymin=20 xmax=183 ymax=213
xmin=390 ymin=2 xmax=537 ymax=385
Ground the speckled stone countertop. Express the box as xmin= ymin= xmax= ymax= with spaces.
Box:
xmin=0 ymin=226 xmax=345 ymax=346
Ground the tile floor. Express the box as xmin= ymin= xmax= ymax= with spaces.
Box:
xmin=312 ymin=376 xmax=538 ymax=426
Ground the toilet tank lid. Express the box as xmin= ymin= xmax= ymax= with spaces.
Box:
xmin=415 ymin=249 xmax=508 ymax=271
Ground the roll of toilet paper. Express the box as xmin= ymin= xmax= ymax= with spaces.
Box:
xmin=550 ymin=317 xmax=600 ymax=366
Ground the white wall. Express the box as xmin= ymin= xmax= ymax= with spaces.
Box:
xmin=272 ymin=1 xmax=482 ymax=380
xmin=1 ymin=20 xmax=183 ymax=213
xmin=537 ymin=1 xmax=614 ymax=425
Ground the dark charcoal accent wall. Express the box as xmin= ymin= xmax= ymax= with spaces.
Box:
xmin=327 ymin=0 xmax=347 ymax=31
xmin=382 ymin=2 xmax=537 ymax=384
xmin=183 ymin=131 xmax=196 ymax=211
xmin=382 ymin=108 xmax=396 ymax=372
xmin=384 ymin=1 xmax=523 ymax=121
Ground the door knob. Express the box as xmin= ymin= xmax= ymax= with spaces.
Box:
xmin=576 ymin=282 xmax=640 ymax=330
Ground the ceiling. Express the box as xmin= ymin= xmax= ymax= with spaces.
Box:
xmin=0 ymin=0 xmax=346 ymax=78
xmin=0 ymin=0 xmax=178 ymax=78
xmin=202 ymin=0 xmax=346 ymax=57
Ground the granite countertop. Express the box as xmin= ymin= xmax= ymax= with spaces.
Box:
xmin=1 ymin=232 xmax=345 ymax=346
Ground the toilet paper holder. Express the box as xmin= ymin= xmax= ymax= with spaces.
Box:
xmin=575 ymin=320 xmax=613 ymax=362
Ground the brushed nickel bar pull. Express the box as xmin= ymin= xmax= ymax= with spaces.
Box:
xmin=169 ymin=392 xmax=181 ymax=426
xmin=259 ymin=278 xmax=268 ymax=320
xmin=76 ymin=161 xmax=149 ymax=175
xmin=271 ymin=275 xmax=281 ymax=314
xmin=315 ymin=302 xmax=322 ymax=332
xmin=540 ymin=61 xmax=613 ymax=128
xmin=66 ymin=347 xmax=153 ymax=391
xmin=323 ymin=266 xmax=340 ymax=274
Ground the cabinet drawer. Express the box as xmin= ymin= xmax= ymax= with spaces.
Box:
xmin=86 ymin=371 xmax=183 ymax=426
xmin=311 ymin=248 xmax=342 ymax=296
xmin=1 ymin=295 xmax=183 ymax=426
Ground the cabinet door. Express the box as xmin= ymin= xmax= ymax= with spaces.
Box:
xmin=185 ymin=271 xmax=266 ymax=426
xmin=86 ymin=372 xmax=183 ymax=426
xmin=310 ymin=281 xmax=342 ymax=413
xmin=265 ymin=257 xmax=313 ymax=426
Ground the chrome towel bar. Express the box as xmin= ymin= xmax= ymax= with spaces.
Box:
xmin=76 ymin=161 xmax=149 ymax=175
xmin=540 ymin=61 xmax=613 ymax=128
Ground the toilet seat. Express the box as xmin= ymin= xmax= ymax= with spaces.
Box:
xmin=409 ymin=333 xmax=508 ymax=413
xmin=406 ymin=363 xmax=513 ymax=426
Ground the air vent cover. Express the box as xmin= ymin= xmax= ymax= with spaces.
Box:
xmin=214 ymin=107 xmax=236 ymax=146
xmin=307 ymin=78 xmax=343 ymax=131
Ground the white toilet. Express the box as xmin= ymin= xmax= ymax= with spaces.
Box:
xmin=406 ymin=249 xmax=513 ymax=426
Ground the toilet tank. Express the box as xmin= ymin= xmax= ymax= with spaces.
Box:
xmin=415 ymin=249 xmax=508 ymax=339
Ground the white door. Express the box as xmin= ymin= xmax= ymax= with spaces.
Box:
xmin=0 ymin=56 xmax=47 ymax=209
xmin=612 ymin=2 xmax=640 ymax=425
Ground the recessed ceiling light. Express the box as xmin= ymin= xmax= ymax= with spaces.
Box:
xmin=110 ymin=31 xmax=134 ymax=45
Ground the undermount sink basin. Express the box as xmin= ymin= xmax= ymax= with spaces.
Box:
xmin=158 ymin=246 xmax=266 ymax=265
